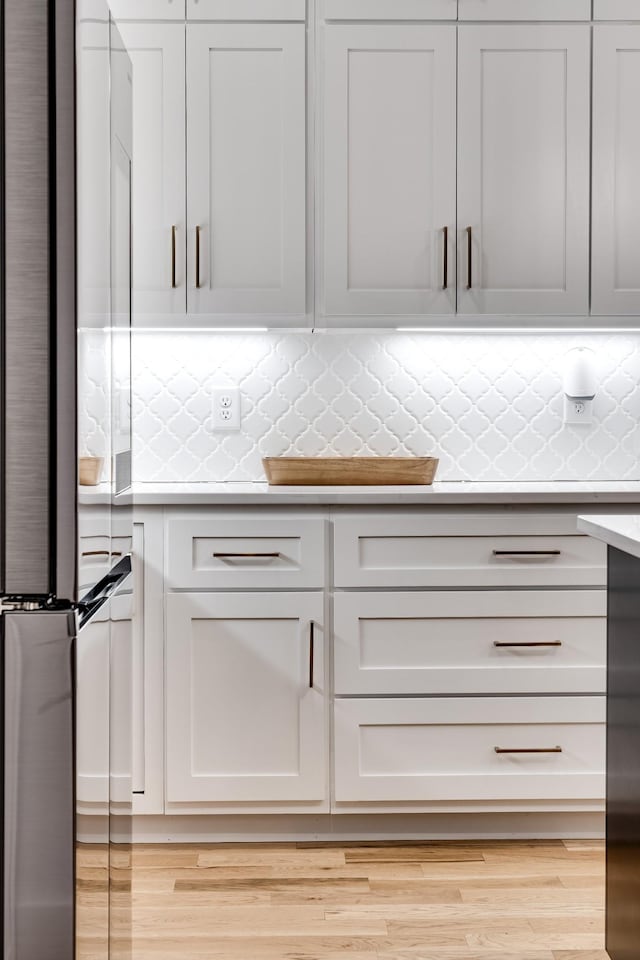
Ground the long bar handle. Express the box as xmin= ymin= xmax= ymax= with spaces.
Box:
xmin=495 ymin=746 xmax=562 ymax=754
xmin=171 ymin=225 xmax=177 ymax=288
xmin=466 ymin=226 xmax=472 ymax=289
xmin=309 ymin=621 xmax=315 ymax=689
xmin=493 ymin=550 xmax=561 ymax=557
xmin=442 ymin=226 xmax=448 ymax=290
xmin=195 ymin=225 xmax=201 ymax=288
xmin=213 ymin=552 xmax=281 ymax=559
xmin=494 ymin=641 xmax=562 ymax=648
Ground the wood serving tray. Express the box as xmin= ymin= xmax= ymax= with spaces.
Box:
xmin=262 ymin=457 xmax=439 ymax=486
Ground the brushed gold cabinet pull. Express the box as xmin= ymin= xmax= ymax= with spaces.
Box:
xmin=309 ymin=621 xmax=315 ymax=689
xmin=81 ymin=550 xmax=110 ymax=558
xmin=495 ymin=746 xmax=563 ymax=754
xmin=195 ymin=225 xmax=201 ymax=288
xmin=494 ymin=641 xmax=562 ymax=648
xmin=442 ymin=226 xmax=448 ymax=290
xmin=213 ymin=552 xmax=281 ymax=560
xmin=171 ymin=225 xmax=177 ymax=288
xmin=466 ymin=226 xmax=472 ymax=290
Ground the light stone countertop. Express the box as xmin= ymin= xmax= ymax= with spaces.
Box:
xmin=78 ymin=480 xmax=640 ymax=507
xmin=577 ymin=514 xmax=640 ymax=560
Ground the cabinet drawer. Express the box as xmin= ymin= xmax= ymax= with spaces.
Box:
xmin=334 ymin=591 xmax=606 ymax=696
xmin=334 ymin=697 xmax=606 ymax=803
xmin=333 ymin=515 xmax=606 ymax=587
xmin=108 ymin=0 xmax=185 ymax=18
xmin=322 ymin=0 xmax=456 ymax=19
xmin=594 ymin=0 xmax=640 ymax=19
xmin=188 ymin=0 xmax=305 ymax=20
xmin=458 ymin=0 xmax=591 ymax=19
xmin=166 ymin=515 xmax=325 ymax=589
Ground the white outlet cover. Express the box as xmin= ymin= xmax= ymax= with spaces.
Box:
xmin=564 ymin=396 xmax=594 ymax=425
xmin=212 ymin=387 xmax=241 ymax=431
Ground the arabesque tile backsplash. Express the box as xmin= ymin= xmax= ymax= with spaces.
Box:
xmin=79 ymin=331 xmax=640 ymax=484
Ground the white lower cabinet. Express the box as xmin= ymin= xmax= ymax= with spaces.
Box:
xmin=334 ymin=697 xmax=606 ymax=806
xmin=165 ymin=591 xmax=327 ymax=807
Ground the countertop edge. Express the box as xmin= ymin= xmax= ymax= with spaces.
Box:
xmin=578 ymin=514 xmax=640 ymax=561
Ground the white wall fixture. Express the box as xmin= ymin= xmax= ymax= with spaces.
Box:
xmin=563 ymin=347 xmax=597 ymax=426
xmin=212 ymin=387 xmax=241 ymax=432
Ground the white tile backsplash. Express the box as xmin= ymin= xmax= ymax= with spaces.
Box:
xmin=79 ymin=330 xmax=640 ymax=483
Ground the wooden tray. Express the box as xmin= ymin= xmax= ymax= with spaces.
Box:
xmin=262 ymin=457 xmax=439 ymax=486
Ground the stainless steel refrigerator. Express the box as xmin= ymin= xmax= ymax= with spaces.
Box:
xmin=1 ymin=0 xmax=134 ymax=956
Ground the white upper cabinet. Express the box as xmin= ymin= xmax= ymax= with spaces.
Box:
xmin=109 ymin=0 xmax=186 ymax=20
xmin=118 ymin=23 xmax=186 ymax=323
xmin=186 ymin=23 xmax=307 ymax=325
xmin=322 ymin=25 xmax=457 ymax=324
xmin=594 ymin=1 xmax=640 ymax=19
xmin=187 ymin=0 xmax=305 ymax=19
xmin=457 ymin=25 xmax=591 ymax=316
xmin=592 ymin=26 xmax=640 ymax=315
xmin=322 ymin=0 xmax=457 ymax=19
xmin=459 ymin=0 xmax=591 ymax=20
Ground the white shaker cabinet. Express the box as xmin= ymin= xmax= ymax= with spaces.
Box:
xmin=187 ymin=0 xmax=306 ymax=19
xmin=322 ymin=25 xmax=456 ymax=323
xmin=166 ymin=592 xmax=327 ymax=805
xmin=457 ymin=25 xmax=591 ymax=316
xmin=118 ymin=22 xmax=187 ymax=322
xmin=186 ymin=23 xmax=307 ymax=325
xmin=591 ymin=26 xmax=640 ymax=316
xmin=458 ymin=0 xmax=591 ymax=19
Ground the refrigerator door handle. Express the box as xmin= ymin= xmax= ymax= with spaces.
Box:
xmin=77 ymin=555 xmax=132 ymax=631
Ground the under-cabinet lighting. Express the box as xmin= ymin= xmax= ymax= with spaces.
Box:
xmin=396 ymin=326 xmax=640 ymax=334
xmin=90 ymin=326 xmax=270 ymax=333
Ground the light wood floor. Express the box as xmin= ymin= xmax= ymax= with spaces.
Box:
xmin=79 ymin=839 xmax=608 ymax=960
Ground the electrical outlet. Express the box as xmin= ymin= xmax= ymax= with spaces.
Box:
xmin=564 ymin=397 xmax=594 ymax=425
xmin=212 ymin=387 xmax=241 ymax=431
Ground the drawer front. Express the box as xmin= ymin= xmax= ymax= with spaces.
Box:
xmin=333 ymin=515 xmax=606 ymax=587
xmin=458 ymin=0 xmax=591 ymax=19
xmin=188 ymin=0 xmax=305 ymax=20
xmin=334 ymin=591 xmax=606 ymax=695
xmin=322 ymin=0 xmax=457 ymax=19
xmin=594 ymin=0 xmax=640 ymax=19
xmin=334 ymin=697 xmax=606 ymax=803
xmin=166 ymin=515 xmax=325 ymax=589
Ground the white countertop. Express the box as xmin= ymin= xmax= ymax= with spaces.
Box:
xmin=79 ymin=480 xmax=640 ymax=506
xmin=578 ymin=514 xmax=640 ymax=560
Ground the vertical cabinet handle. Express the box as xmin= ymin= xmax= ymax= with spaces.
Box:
xmin=442 ymin=226 xmax=448 ymax=290
xmin=171 ymin=225 xmax=177 ymax=288
xmin=195 ymin=225 xmax=201 ymax=289
xmin=466 ymin=226 xmax=472 ymax=290
xmin=308 ymin=621 xmax=315 ymax=689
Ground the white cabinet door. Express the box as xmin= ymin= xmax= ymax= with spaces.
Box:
xmin=459 ymin=0 xmax=591 ymax=19
xmin=322 ymin=25 xmax=456 ymax=323
xmin=592 ymin=26 xmax=640 ymax=316
xmin=594 ymin=1 xmax=640 ymax=19
xmin=186 ymin=23 xmax=307 ymax=325
xmin=457 ymin=25 xmax=591 ymax=316
xmin=76 ymin=616 xmax=110 ymax=808
xmin=166 ymin=593 xmax=326 ymax=804
xmin=118 ymin=23 xmax=186 ymax=323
